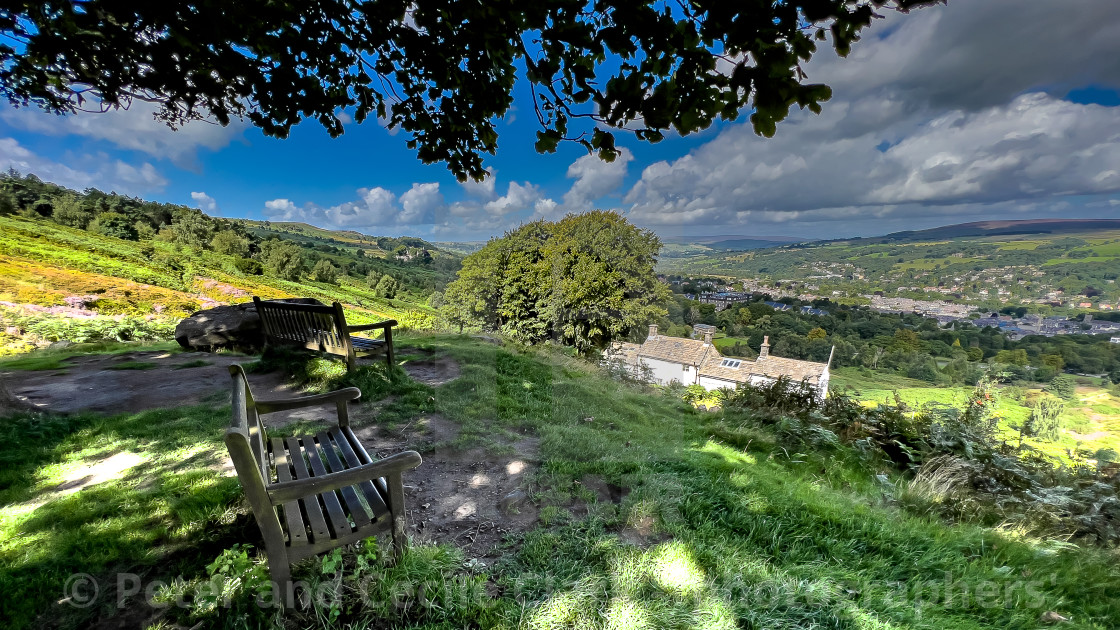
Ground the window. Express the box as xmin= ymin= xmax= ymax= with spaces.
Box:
xmin=719 ymin=359 xmax=741 ymax=368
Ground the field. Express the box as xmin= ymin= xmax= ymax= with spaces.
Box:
xmin=832 ymin=367 xmax=1120 ymax=460
xmin=2 ymin=337 xmax=1119 ymax=629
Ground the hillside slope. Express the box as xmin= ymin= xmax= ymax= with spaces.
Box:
xmin=1 ymin=336 xmax=1117 ymax=628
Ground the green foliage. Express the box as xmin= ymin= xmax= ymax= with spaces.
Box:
xmin=1023 ymin=395 xmax=1065 ymax=441
xmin=446 ymin=211 xmax=670 ymax=352
xmin=309 ymin=258 xmax=339 ymax=284
xmin=88 ymin=211 xmax=138 ymax=240
xmin=50 ymin=195 xmax=93 ymax=228
xmin=1 ymin=307 xmax=177 ymax=344
xmin=0 ymin=1 xmax=926 ymax=180
xmin=231 ymin=256 xmax=263 ymax=275
xmin=259 ymin=239 xmax=304 ymax=281
xmin=374 ymin=274 xmax=399 ymax=298
xmin=170 ymin=209 xmax=214 ymax=247
xmin=210 ymin=229 xmax=250 ymax=256
xmin=1046 ymin=374 xmax=1078 ymax=400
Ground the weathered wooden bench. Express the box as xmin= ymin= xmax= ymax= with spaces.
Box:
xmin=253 ymin=297 xmax=397 ymax=370
xmin=224 ymin=364 xmax=421 ymax=595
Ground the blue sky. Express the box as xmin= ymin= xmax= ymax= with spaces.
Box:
xmin=2 ymin=0 xmax=1119 ymax=242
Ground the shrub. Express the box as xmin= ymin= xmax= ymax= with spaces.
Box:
xmin=210 ymin=229 xmax=250 ymax=257
xmin=232 ymin=257 xmax=263 ymax=275
xmin=309 ymin=259 xmax=339 ymax=284
xmin=374 ymin=274 xmax=399 ymax=299
xmin=260 ymin=239 xmax=303 ymax=281
xmin=89 ymin=212 xmax=139 ymax=240
xmin=1045 ymin=374 xmax=1077 ymax=400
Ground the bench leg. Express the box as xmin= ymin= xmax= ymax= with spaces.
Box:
xmin=385 ymin=328 xmax=394 ymax=368
xmin=388 ymin=471 xmax=407 ymax=558
xmin=266 ymin=553 xmax=294 ymax=609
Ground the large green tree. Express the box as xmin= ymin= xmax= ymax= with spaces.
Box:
xmin=445 ymin=211 xmax=669 ymax=352
xmin=0 ymin=0 xmax=937 ymax=180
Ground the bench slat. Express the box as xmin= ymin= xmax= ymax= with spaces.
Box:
xmin=341 ymin=425 xmax=390 ymax=498
xmin=303 ymin=438 xmax=353 ymax=537
xmin=316 ymin=430 xmax=375 ymax=528
xmin=329 ymin=426 xmax=389 ymax=519
xmin=271 ymin=438 xmax=309 ymax=547
xmin=256 ymin=298 xmax=395 ymax=370
xmin=351 ymin=337 xmax=385 ymax=349
xmin=285 ymin=436 xmax=331 ymax=542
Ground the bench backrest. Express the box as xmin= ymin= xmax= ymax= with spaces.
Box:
xmin=254 ymin=297 xmax=353 ymax=356
xmin=225 ymin=364 xmax=285 ymax=543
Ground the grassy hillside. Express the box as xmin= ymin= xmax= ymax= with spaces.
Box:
xmin=0 ymin=215 xmax=440 ymax=350
xmin=661 ymin=223 xmax=1120 ymax=309
xmin=2 ymin=336 xmax=1118 ymax=628
xmin=0 ymin=170 xmax=463 ymax=353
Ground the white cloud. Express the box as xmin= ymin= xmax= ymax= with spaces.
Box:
xmin=0 ymin=137 xmax=168 ymax=194
xmin=459 ymin=167 xmax=497 ymax=199
xmin=0 ymin=101 xmax=246 ymax=169
xmin=562 ymin=148 xmax=633 ymax=211
xmin=263 ymin=198 xmax=305 ymax=221
xmin=399 ymin=183 xmax=446 ymax=224
xmin=483 ymin=182 xmax=545 ymax=216
xmin=620 ymin=0 xmax=1120 ymax=233
xmin=191 ymin=191 xmax=218 ymax=213
xmin=264 ymin=183 xmax=450 ymax=229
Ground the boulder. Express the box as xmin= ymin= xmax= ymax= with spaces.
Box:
xmin=174 ymin=298 xmax=323 ymax=351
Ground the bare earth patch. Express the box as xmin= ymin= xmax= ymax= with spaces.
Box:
xmin=353 ymin=414 xmax=540 ymax=561
xmin=401 ymin=356 xmax=461 ymax=386
xmin=2 ymin=351 xmax=299 ymax=415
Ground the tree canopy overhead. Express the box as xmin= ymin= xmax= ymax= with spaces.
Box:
xmin=1 ymin=0 xmax=937 ymax=180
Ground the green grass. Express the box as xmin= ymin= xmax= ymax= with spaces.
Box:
xmin=0 ymin=354 xmax=70 ymax=371
xmin=0 ymin=405 xmax=245 ymax=628
xmin=4 ymin=336 xmax=1120 ymax=629
xmin=831 ymin=366 xmax=933 ymax=391
xmin=0 ymin=341 xmax=181 ymax=371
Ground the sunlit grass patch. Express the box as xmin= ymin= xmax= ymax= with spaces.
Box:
xmin=0 ymin=405 xmax=243 ymax=628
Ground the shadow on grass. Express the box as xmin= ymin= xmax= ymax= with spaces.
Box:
xmin=0 ymin=404 xmax=247 ymax=629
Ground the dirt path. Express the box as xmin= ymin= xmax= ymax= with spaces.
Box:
xmin=1 ymin=351 xmax=295 ymax=415
xmin=3 ymin=350 xmax=543 ymax=559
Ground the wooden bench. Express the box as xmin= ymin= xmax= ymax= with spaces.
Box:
xmin=224 ymin=364 xmax=421 ymax=595
xmin=253 ymin=297 xmax=397 ymax=370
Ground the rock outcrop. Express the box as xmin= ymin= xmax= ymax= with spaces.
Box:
xmin=174 ymin=298 xmax=323 ymax=351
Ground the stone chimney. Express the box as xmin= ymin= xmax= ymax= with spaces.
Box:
xmin=759 ymin=335 xmax=770 ymax=359
xmin=648 ymin=324 xmax=658 ymax=340
xmin=702 ymin=330 xmax=713 ymax=345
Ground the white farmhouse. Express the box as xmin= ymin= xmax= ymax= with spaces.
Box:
xmin=608 ymin=325 xmax=832 ymax=400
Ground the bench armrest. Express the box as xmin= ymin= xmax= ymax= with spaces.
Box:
xmin=266 ymin=450 xmax=422 ymax=505
xmin=346 ymin=319 xmax=398 ymax=333
xmin=254 ymin=387 xmax=362 ymax=414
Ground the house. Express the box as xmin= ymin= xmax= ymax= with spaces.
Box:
xmin=607 ymin=325 xmax=832 ymax=400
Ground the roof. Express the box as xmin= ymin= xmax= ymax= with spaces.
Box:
xmin=606 ymin=341 xmax=641 ymax=364
xmin=697 ymin=346 xmax=829 ymax=385
xmin=637 ymin=335 xmax=714 ymax=366
xmin=614 ymin=331 xmax=830 ymax=386
xmin=744 ymin=355 xmax=829 ymax=382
